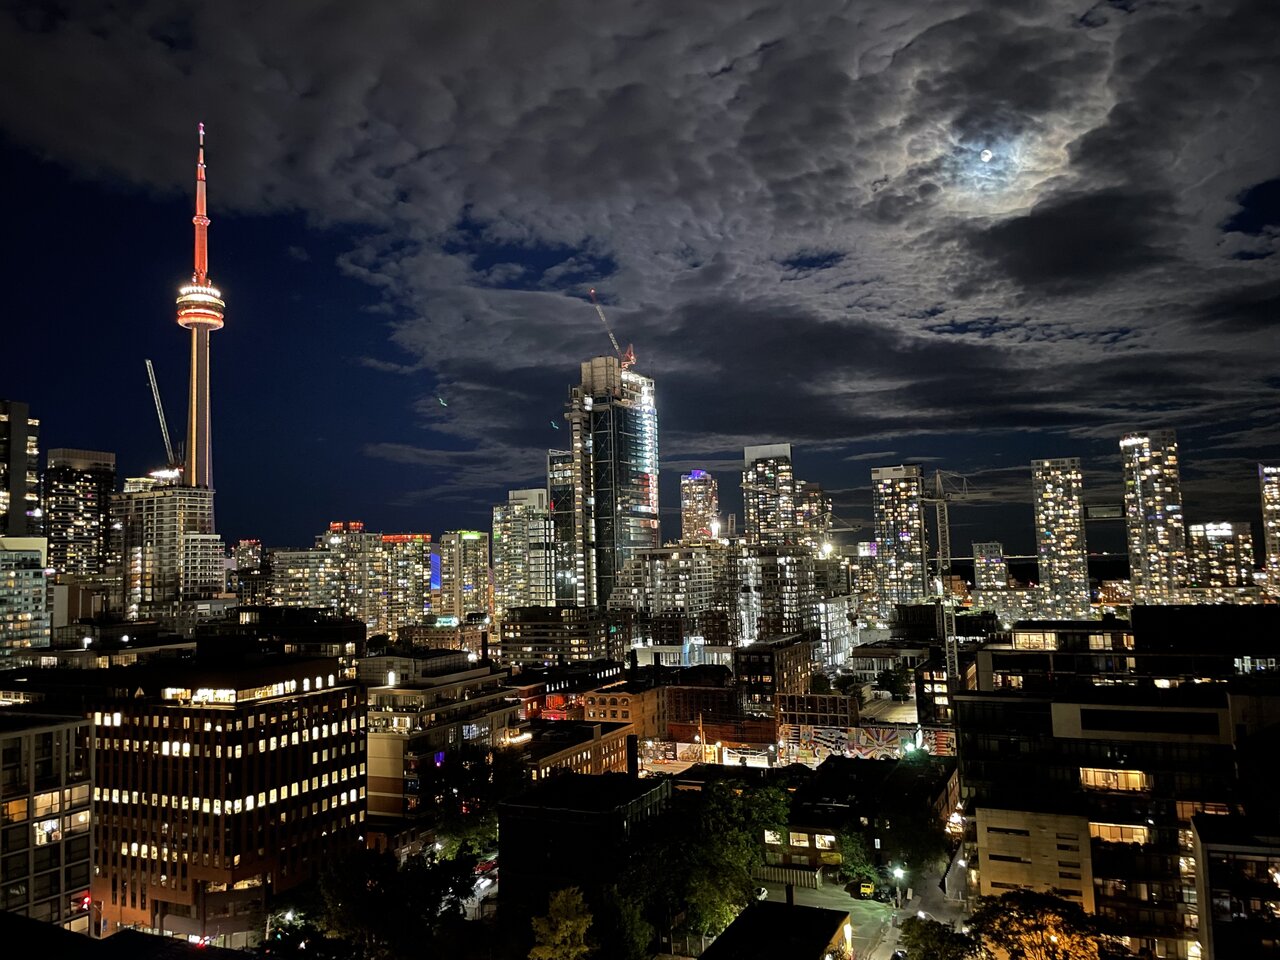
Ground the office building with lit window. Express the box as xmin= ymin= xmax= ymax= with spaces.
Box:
xmin=1260 ymin=464 xmax=1280 ymax=595
xmin=42 ymin=450 xmax=116 ymax=581
xmin=0 ymin=712 xmax=94 ymax=933
xmin=5 ymin=656 xmax=365 ymax=947
xmin=366 ymin=656 xmax=519 ymax=820
xmin=680 ymin=470 xmax=719 ymax=542
xmin=437 ymin=530 xmax=490 ymax=619
xmin=1 ymin=400 xmax=41 ymax=537
xmin=110 ymin=477 xmax=224 ymax=631
xmin=972 ymin=541 xmax=1008 ymax=592
xmin=742 ymin=444 xmax=796 ymax=546
xmin=1031 ymin=458 xmax=1091 ymax=619
xmin=497 ymin=605 xmax=615 ymax=666
xmin=557 ymin=357 xmax=660 ymax=609
xmin=1187 ymin=522 xmax=1257 ymax=601
xmin=1121 ymin=431 xmax=1188 ymax=603
xmin=871 ymin=465 xmax=928 ymax=612
xmin=493 ymin=489 xmax=554 ymax=621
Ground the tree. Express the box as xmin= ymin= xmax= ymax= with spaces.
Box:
xmin=530 ymin=887 xmax=594 ymax=960
xmin=592 ymin=884 xmax=654 ymax=960
xmin=967 ymin=889 xmax=1125 ymax=960
xmin=874 ymin=666 xmax=913 ymax=700
xmin=318 ymin=847 xmax=476 ymax=959
xmin=900 ymin=917 xmax=981 ymax=960
xmin=835 ymin=829 xmax=879 ymax=885
xmin=810 ymin=673 xmax=833 ymax=694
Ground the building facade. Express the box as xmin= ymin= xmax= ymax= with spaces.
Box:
xmin=680 ymin=470 xmax=719 ymax=542
xmin=742 ymin=444 xmax=795 ymax=546
xmin=1031 ymin=458 xmax=1091 ymax=619
xmin=1258 ymin=464 xmax=1279 ymax=595
xmin=0 ymin=400 xmax=40 ymax=537
xmin=493 ymin=489 xmax=554 ymax=621
xmin=560 ymin=357 xmax=660 ymax=609
xmin=381 ymin=533 xmax=432 ymax=635
xmin=1188 ymin=522 xmax=1256 ymax=594
xmin=85 ymin=658 xmax=365 ymax=946
xmin=42 ymin=449 xmax=116 ymax=581
xmin=972 ymin=541 xmax=1008 ymax=592
xmin=0 ymin=538 xmax=50 ymax=657
xmin=871 ymin=465 xmax=928 ymax=611
xmin=1121 ymin=431 xmax=1188 ymax=603
xmin=0 ymin=712 xmax=94 ymax=933
xmin=497 ymin=605 xmax=615 ymax=665
xmin=437 ymin=530 xmax=490 ymax=620
xmin=111 ymin=478 xmax=224 ymax=630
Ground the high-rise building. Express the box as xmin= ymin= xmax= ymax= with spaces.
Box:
xmin=493 ymin=489 xmax=554 ymax=621
xmin=795 ymin=480 xmax=832 ymax=551
xmin=111 ymin=476 xmax=224 ymax=629
xmin=548 ymin=448 xmax=589 ymax=607
xmin=382 ymin=533 xmax=433 ymax=633
xmin=0 ymin=399 xmax=40 ymax=536
xmin=972 ymin=541 xmax=1008 ymax=592
xmin=43 ymin=449 xmax=116 ymax=580
xmin=1261 ymin=464 xmax=1280 ymax=593
xmin=175 ymin=124 xmax=225 ymax=491
xmin=871 ymin=465 xmax=928 ymax=611
xmin=437 ymin=530 xmax=491 ymax=619
xmin=559 ymin=357 xmax=660 ymax=607
xmin=322 ymin=521 xmax=386 ymax=633
xmin=1031 ymin=458 xmax=1091 ymax=618
xmin=0 ymin=537 xmax=50 ymax=656
xmin=742 ymin=444 xmax=795 ymax=545
xmin=233 ymin=539 xmax=263 ymax=573
xmin=14 ymin=656 xmax=364 ymax=946
xmin=271 ymin=547 xmax=338 ymax=610
xmin=680 ymin=470 xmax=719 ymax=542
xmin=1188 ymin=522 xmax=1256 ymax=590
xmin=1121 ymin=431 xmax=1187 ymax=603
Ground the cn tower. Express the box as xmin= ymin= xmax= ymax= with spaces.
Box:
xmin=175 ymin=123 xmax=225 ymax=489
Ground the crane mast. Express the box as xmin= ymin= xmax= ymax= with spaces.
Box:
xmin=925 ymin=470 xmax=968 ymax=694
xmin=588 ymin=289 xmax=636 ymax=369
xmin=145 ymin=359 xmax=177 ymax=468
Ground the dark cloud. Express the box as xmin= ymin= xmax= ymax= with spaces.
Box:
xmin=961 ymin=188 xmax=1177 ymax=290
xmin=1 ymin=0 xmax=1277 ymax=538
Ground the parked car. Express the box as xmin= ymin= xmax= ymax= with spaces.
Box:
xmin=754 ymin=887 xmax=769 ymax=901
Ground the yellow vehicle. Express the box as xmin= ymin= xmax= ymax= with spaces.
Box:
xmin=859 ymin=881 xmax=876 ymax=899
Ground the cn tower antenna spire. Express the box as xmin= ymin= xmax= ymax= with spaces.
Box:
xmin=193 ymin=122 xmax=209 ymax=283
xmin=176 ymin=121 xmax=225 ymax=489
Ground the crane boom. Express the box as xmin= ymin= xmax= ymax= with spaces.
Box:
xmin=589 ymin=289 xmax=636 ymax=368
xmin=145 ymin=359 xmax=176 ymax=466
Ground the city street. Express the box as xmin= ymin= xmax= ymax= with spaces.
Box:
xmin=758 ymin=880 xmax=892 ymax=959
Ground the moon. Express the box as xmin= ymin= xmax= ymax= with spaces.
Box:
xmin=980 ymin=149 xmax=993 ymax=163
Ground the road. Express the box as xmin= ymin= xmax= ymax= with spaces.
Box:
xmin=863 ymin=870 xmax=969 ymax=960
xmin=757 ymin=880 xmax=892 ymax=959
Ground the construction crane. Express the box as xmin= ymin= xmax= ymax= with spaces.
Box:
xmin=923 ymin=470 xmax=970 ymax=692
xmin=145 ymin=359 xmax=177 ymax=467
xmin=588 ymin=289 xmax=636 ymax=369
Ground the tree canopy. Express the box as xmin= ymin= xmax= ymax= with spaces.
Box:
xmin=967 ymin=889 xmax=1126 ymax=960
xmin=899 ymin=916 xmax=982 ymax=960
xmin=529 ymin=887 xmax=594 ymax=960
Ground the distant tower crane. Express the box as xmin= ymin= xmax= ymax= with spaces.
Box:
xmin=923 ymin=470 xmax=970 ymax=692
xmin=145 ymin=359 xmax=177 ymax=469
xmin=588 ymin=288 xmax=636 ymax=369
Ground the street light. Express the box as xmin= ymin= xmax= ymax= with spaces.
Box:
xmin=892 ymin=866 xmax=905 ymax=908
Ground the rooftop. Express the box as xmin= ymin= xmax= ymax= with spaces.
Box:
xmin=700 ymin=901 xmax=851 ymax=960
xmin=501 ymin=772 xmax=666 ymax=814
xmin=0 ymin=710 xmax=88 ymax=734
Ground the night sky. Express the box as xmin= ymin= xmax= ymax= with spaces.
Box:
xmin=2 ymin=1 xmax=1278 ymax=556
